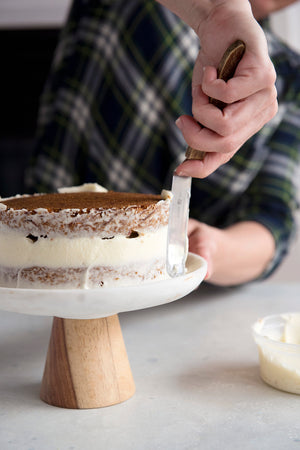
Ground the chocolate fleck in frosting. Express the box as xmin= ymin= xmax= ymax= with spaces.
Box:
xmin=0 ymin=191 xmax=170 ymax=238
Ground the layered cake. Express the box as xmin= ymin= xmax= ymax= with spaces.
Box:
xmin=0 ymin=184 xmax=171 ymax=289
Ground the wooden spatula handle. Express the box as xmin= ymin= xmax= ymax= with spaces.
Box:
xmin=185 ymin=39 xmax=246 ymax=161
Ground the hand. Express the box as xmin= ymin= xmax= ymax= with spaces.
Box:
xmin=188 ymin=219 xmax=220 ymax=281
xmin=188 ymin=218 xmax=275 ymax=286
xmin=173 ymin=0 xmax=278 ymax=178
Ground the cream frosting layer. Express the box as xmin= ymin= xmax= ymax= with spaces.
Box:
xmin=0 ymin=226 xmax=168 ymax=268
xmin=283 ymin=313 xmax=300 ymax=345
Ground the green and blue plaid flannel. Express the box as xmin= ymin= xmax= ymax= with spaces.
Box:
xmin=25 ymin=0 xmax=300 ymax=280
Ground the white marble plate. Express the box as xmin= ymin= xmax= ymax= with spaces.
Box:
xmin=0 ymin=253 xmax=207 ymax=319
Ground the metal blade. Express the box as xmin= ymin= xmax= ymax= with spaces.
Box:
xmin=166 ymin=174 xmax=191 ymax=277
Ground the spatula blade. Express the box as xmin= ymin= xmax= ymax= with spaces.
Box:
xmin=166 ymin=174 xmax=191 ymax=277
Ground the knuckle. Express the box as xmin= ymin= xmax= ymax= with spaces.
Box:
xmin=198 ymin=164 xmax=214 ymax=178
xmin=218 ymin=116 xmax=235 ymax=137
xmin=191 ymin=103 xmax=197 ymax=118
xmin=264 ymin=62 xmax=277 ymax=86
xmin=188 ymin=134 xmax=202 ymax=150
xmin=272 ymin=85 xmax=278 ymax=101
xmin=271 ymin=100 xmax=278 ymax=118
xmin=267 ymin=85 xmax=278 ymax=107
xmin=220 ymin=91 xmax=236 ymax=105
xmin=221 ymin=137 xmax=238 ymax=154
xmin=269 ymin=64 xmax=277 ymax=84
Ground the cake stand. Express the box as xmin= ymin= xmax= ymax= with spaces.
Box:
xmin=0 ymin=253 xmax=207 ymax=409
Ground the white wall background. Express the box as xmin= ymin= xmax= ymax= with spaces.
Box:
xmin=270 ymin=1 xmax=300 ymax=52
xmin=0 ymin=0 xmax=70 ymax=28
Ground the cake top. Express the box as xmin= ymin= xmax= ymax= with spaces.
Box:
xmin=0 ymin=184 xmax=171 ymax=237
xmin=1 ymin=191 xmax=162 ymax=212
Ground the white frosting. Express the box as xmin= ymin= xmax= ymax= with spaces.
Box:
xmin=254 ymin=313 xmax=300 ymax=394
xmin=283 ymin=313 xmax=300 ymax=345
xmin=0 ymin=194 xmax=24 ymax=202
xmin=58 ymin=183 xmax=108 ymax=193
xmin=161 ymin=189 xmax=172 ymax=201
xmin=166 ymin=242 xmax=188 ymax=276
xmin=0 ymin=226 xmax=168 ymax=268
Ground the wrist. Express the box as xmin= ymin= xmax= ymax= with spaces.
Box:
xmin=156 ymin=0 xmax=253 ymax=34
xmin=197 ymin=0 xmax=253 ymax=36
xmin=155 ymin=0 xmax=211 ymax=30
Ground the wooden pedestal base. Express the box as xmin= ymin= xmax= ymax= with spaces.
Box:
xmin=40 ymin=315 xmax=135 ymax=409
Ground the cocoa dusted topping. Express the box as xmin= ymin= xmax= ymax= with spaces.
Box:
xmin=1 ymin=191 xmax=162 ymax=212
xmin=0 ymin=189 xmax=170 ymax=237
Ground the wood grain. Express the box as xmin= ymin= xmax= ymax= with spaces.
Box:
xmin=39 ymin=317 xmax=77 ymax=408
xmin=40 ymin=315 xmax=135 ymax=409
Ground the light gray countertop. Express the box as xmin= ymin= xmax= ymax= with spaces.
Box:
xmin=1 ymin=282 xmax=300 ymax=449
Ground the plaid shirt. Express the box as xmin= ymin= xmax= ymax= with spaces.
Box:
xmin=25 ymin=0 xmax=300 ymax=280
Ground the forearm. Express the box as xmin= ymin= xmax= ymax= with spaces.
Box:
xmin=155 ymin=0 xmax=211 ymax=31
xmin=155 ymin=0 xmax=252 ymax=33
xmin=209 ymin=221 xmax=275 ymax=286
xmin=250 ymin=0 xmax=298 ymax=20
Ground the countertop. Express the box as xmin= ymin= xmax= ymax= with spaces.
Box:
xmin=1 ymin=282 xmax=300 ymax=449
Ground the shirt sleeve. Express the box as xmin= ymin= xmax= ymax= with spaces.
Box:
xmin=238 ymin=25 xmax=300 ymax=279
xmin=231 ymin=102 xmax=300 ymax=279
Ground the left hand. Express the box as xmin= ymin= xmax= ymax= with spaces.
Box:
xmin=188 ymin=219 xmax=220 ymax=280
xmin=188 ymin=217 xmax=275 ymax=286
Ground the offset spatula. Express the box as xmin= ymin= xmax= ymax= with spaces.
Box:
xmin=167 ymin=40 xmax=246 ymax=277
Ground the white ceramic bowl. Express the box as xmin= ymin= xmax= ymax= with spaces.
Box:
xmin=252 ymin=313 xmax=300 ymax=394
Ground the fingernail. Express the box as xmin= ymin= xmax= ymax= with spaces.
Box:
xmin=175 ymin=117 xmax=183 ymax=130
xmin=175 ymin=168 xmax=188 ymax=176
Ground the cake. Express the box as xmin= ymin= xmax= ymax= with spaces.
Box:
xmin=0 ymin=184 xmax=171 ymax=289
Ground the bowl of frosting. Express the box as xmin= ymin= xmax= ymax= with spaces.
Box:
xmin=252 ymin=313 xmax=300 ymax=394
